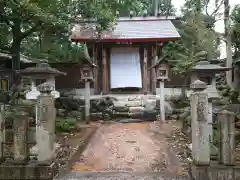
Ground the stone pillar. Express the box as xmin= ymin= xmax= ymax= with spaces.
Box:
xmin=218 ymin=110 xmax=235 ymax=165
xmin=190 ymin=80 xmax=210 ymax=165
xmin=159 ymin=80 xmax=165 ymax=122
xmin=36 ymin=83 xmax=56 ymax=162
xmin=84 ymin=80 xmax=91 ymax=123
xmin=207 ymin=99 xmax=213 ymax=143
xmin=13 ymin=111 xmax=29 ymax=161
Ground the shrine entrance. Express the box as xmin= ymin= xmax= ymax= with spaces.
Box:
xmin=110 ymin=47 xmax=142 ymax=91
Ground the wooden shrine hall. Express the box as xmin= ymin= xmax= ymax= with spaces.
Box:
xmin=70 ymin=16 xmax=180 ymax=94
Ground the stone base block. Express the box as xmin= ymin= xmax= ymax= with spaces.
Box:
xmin=191 ymin=164 xmax=210 ymax=180
xmin=0 ymin=160 xmax=59 ymax=180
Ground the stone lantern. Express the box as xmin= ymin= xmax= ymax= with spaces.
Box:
xmin=17 ymin=63 xmax=66 ymax=99
xmin=191 ymin=61 xmax=231 ymax=99
xmin=17 ymin=63 xmax=66 ymax=162
xmin=17 ymin=63 xmax=66 ymax=139
xmin=190 ymin=60 xmax=231 ymax=142
xmin=149 ymin=58 xmax=170 ymax=122
xmin=79 ymin=58 xmax=97 ymax=122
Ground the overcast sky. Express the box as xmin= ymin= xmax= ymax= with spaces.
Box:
xmin=171 ymin=0 xmax=239 ymax=58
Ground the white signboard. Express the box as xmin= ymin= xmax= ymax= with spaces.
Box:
xmin=110 ymin=47 xmax=142 ymax=89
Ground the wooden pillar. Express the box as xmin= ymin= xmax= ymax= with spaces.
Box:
xmin=151 ymin=46 xmax=157 ymax=94
xmin=143 ymin=47 xmax=148 ymax=94
xmin=102 ymin=46 xmax=107 ymax=94
xmin=0 ymin=106 xmax=4 ymax=162
xmin=92 ymin=44 xmax=98 ymax=94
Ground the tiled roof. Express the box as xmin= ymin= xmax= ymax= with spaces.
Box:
xmin=71 ymin=16 xmax=180 ymax=42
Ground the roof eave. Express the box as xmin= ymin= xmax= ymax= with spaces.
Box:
xmin=76 ymin=16 xmax=177 ymax=23
xmin=70 ymin=37 xmax=180 ymax=43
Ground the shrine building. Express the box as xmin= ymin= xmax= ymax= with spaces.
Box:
xmin=69 ymin=16 xmax=180 ymax=95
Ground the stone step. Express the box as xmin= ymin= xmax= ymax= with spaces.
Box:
xmin=55 ymin=172 xmax=190 ymax=180
xmin=128 ymin=106 xmax=145 ymax=112
xmin=114 ymin=100 xmax=143 ymax=107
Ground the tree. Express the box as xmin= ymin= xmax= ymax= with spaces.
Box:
xmin=162 ymin=0 xmax=221 ymax=97
xmin=0 ymin=0 xmax=129 ymax=70
xmin=1 ymin=0 xmax=157 ymax=68
xmin=224 ymin=0 xmax=233 ymax=87
xmin=1 ymin=0 xmax=69 ymax=69
xmin=232 ymin=5 xmax=240 ymax=59
xmin=144 ymin=0 xmax=175 ymax=16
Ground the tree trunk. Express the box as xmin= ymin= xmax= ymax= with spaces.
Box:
xmin=196 ymin=0 xmax=201 ymax=13
xmin=224 ymin=0 xmax=233 ymax=87
xmin=11 ymin=39 xmax=21 ymax=70
xmin=154 ymin=0 xmax=159 ymax=16
xmin=11 ymin=21 xmax=21 ymax=70
xmin=11 ymin=21 xmax=22 ymax=86
xmin=180 ymin=76 xmax=188 ymax=98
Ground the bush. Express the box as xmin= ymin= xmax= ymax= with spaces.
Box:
xmin=55 ymin=117 xmax=77 ymax=133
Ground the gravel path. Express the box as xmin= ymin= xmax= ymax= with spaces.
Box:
xmin=56 ymin=172 xmax=190 ymax=180
xmin=71 ymin=121 xmax=183 ymax=175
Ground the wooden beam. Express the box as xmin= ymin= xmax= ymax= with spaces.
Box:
xmin=92 ymin=44 xmax=98 ymax=94
xmin=151 ymin=45 xmax=157 ymax=94
xmin=143 ymin=47 xmax=148 ymax=94
xmin=102 ymin=46 xmax=107 ymax=94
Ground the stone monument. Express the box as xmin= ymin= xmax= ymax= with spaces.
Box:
xmin=189 ymin=80 xmax=211 ymax=180
xmin=0 ymin=63 xmax=65 ymax=179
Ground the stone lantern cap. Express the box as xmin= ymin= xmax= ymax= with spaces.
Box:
xmin=190 ymin=80 xmax=207 ymax=90
xmin=191 ymin=61 xmax=232 ymax=73
xmin=17 ymin=63 xmax=67 ymax=79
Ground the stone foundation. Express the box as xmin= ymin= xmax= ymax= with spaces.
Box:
xmin=190 ymin=161 xmax=240 ymax=180
xmin=0 ymin=160 xmax=59 ymax=180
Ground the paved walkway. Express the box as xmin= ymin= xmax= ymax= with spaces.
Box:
xmin=56 ymin=121 xmax=188 ymax=179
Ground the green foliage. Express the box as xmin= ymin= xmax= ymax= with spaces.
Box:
xmin=55 ymin=117 xmax=77 ymax=133
xmin=219 ymin=85 xmax=240 ymax=103
xmin=1 ymin=0 xmax=152 ymax=67
xmin=164 ymin=10 xmax=220 ymax=76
